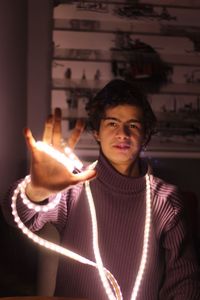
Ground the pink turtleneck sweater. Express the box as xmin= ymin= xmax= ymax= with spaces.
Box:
xmin=2 ymin=153 xmax=200 ymax=299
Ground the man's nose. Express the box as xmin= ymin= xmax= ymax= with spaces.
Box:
xmin=116 ymin=124 xmax=130 ymax=138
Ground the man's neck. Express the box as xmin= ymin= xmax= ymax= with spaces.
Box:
xmin=111 ymin=159 xmax=140 ymax=177
xmin=128 ymin=160 xmax=140 ymax=177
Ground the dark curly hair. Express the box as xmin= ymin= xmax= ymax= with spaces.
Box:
xmin=86 ymin=79 xmax=157 ymax=146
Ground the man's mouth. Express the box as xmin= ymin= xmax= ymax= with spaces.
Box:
xmin=113 ymin=143 xmax=131 ymax=150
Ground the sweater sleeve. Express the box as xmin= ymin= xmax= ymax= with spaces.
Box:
xmin=153 ymin=180 xmax=200 ymax=300
xmin=1 ymin=179 xmax=83 ymax=235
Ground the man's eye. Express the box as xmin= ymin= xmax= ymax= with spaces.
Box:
xmin=129 ymin=123 xmax=142 ymax=130
xmin=109 ymin=122 xmax=117 ymax=127
xmin=130 ymin=123 xmax=137 ymax=129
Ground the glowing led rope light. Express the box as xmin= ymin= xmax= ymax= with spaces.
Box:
xmin=11 ymin=180 xmax=122 ymax=300
xmin=130 ymin=174 xmax=151 ymax=300
xmin=12 ymin=183 xmax=96 ymax=266
xmin=85 ymin=175 xmax=151 ymax=300
xmin=85 ymin=180 xmax=122 ymax=300
xmin=64 ymin=146 xmax=83 ymax=171
xmin=11 ymin=141 xmax=152 ymax=300
xmin=20 ymin=175 xmax=61 ymax=212
xmin=36 ymin=141 xmax=83 ymax=172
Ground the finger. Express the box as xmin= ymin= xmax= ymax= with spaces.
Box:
xmin=24 ymin=127 xmax=36 ymax=150
xmin=67 ymin=119 xmax=85 ymax=149
xmin=52 ymin=108 xmax=62 ymax=148
xmin=71 ymin=169 xmax=96 ymax=184
xmin=42 ymin=114 xmax=53 ymax=144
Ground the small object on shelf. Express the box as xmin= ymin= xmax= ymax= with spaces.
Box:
xmin=64 ymin=67 xmax=72 ymax=79
xmin=76 ymin=1 xmax=108 ymax=13
xmin=94 ymin=69 xmax=101 ymax=81
xmin=78 ymin=96 xmax=89 ymax=117
xmin=82 ymin=69 xmax=86 ymax=80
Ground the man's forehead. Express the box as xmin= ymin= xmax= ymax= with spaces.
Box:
xmin=103 ymin=105 xmax=144 ymax=122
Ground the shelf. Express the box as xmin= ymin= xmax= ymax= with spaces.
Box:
xmin=53 ymin=1 xmax=200 ymax=158
xmin=53 ymin=48 xmax=200 ymax=67
xmin=56 ymin=0 xmax=200 ymax=10
xmin=159 ymin=83 xmax=200 ymax=95
xmin=141 ymin=0 xmax=200 ymax=9
xmin=54 ymin=18 xmax=161 ymax=35
xmin=52 ymin=78 xmax=103 ymax=91
xmin=52 ymin=78 xmax=200 ymax=95
xmin=54 ymin=18 xmax=200 ymax=37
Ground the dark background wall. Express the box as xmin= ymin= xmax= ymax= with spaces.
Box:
xmin=0 ymin=0 xmax=27 ymax=198
xmin=0 ymin=0 xmax=52 ymax=296
xmin=0 ymin=0 xmax=199 ymax=297
xmin=0 ymin=0 xmax=52 ymax=198
xmin=151 ymin=157 xmax=200 ymax=198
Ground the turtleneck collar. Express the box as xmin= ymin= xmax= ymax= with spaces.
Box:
xmin=95 ymin=151 xmax=148 ymax=194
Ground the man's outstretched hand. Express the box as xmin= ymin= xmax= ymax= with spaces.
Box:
xmin=24 ymin=108 xmax=96 ymax=202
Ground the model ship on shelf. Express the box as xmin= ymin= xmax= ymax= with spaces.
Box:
xmin=151 ymin=99 xmax=200 ymax=151
xmin=113 ymin=4 xmax=176 ymax=21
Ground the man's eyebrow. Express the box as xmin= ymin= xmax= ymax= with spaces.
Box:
xmin=102 ymin=117 xmax=142 ymax=123
xmin=102 ymin=117 xmax=119 ymax=121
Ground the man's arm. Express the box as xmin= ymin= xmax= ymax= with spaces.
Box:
xmin=159 ymin=211 xmax=200 ymax=300
xmin=1 ymin=107 xmax=96 ymax=230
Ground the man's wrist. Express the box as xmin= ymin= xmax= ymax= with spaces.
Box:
xmin=25 ymin=182 xmax=51 ymax=202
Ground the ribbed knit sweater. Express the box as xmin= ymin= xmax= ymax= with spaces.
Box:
xmin=2 ymin=152 xmax=200 ymax=300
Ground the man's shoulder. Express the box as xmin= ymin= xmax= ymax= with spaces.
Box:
xmin=150 ymin=175 xmax=183 ymax=213
xmin=150 ymin=175 xmax=179 ymax=198
xmin=150 ymin=175 xmax=183 ymax=231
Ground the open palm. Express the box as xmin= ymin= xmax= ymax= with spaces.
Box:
xmin=24 ymin=108 xmax=96 ymax=201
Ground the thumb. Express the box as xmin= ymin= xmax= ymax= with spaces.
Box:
xmin=72 ymin=169 xmax=96 ymax=184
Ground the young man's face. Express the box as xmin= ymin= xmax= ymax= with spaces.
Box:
xmin=94 ymin=104 xmax=145 ymax=175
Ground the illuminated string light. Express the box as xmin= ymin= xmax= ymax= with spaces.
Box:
xmin=85 ymin=180 xmax=122 ymax=300
xmin=36 ymin=141 xmax=83 ymax=172
xmin=64 ymin=146 xmax=83 ymax=171
xmin=85 ymin=175 xmax=151 ymax=300
xmin=12 ymin=184 xmax=96 ymax=266
xmin=20 ymin=175 xmax=61 ymax=212
xmin=130 ymin=174 xmax=151 ymax=300
xmin=11 ymin=141 xmax=152 ymax=300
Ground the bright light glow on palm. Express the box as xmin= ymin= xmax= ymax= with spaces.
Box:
xmin=35 ymin=141 xmax=83 ymax=172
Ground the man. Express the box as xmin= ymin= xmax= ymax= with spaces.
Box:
xmin=2 ymin=79 xmax=200 ymax=299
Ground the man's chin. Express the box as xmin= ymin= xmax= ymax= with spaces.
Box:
xmin=110 ymin=154 xmax=133 ymax=165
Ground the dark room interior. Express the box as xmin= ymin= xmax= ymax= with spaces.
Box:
xmin=0 ymin=0 xmax=200 ymax=298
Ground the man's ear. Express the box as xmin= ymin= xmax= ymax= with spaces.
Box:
xmin=93 ymin=131 xmax=100 ymax=142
